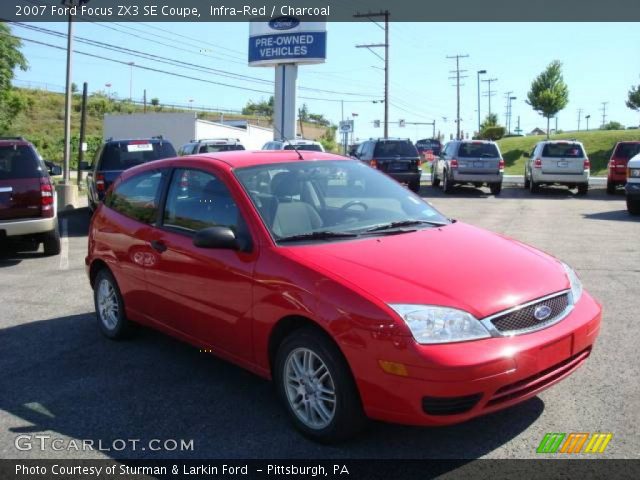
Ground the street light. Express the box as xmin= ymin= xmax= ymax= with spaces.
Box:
xmin=477 ymin=70 xmax=486 ymax=134
xmin=105 ymin=82 xmax=111 ymax=99
xmin=585 ymin=114 xmax=591 ymax=131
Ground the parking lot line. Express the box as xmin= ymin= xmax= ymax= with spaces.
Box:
xmin=59 ymin=218 xmax=69 ymax=271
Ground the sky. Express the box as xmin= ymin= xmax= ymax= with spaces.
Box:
xmin=10 ymin=21 xmax=640 ymax=142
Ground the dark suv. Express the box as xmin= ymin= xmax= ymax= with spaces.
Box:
xmin=354 ymin=138 xmax=421 ymax=192
xmin=84 ymin=137 xmax=176 ymax=211
xmin=0 ymin=137 xmax=62 ymax=255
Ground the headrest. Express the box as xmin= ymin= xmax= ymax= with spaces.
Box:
xmin=271 ymin=172 xmax=301 ymax=198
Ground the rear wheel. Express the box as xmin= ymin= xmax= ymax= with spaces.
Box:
xmin=408 ymin=179 xmax=421 ymax=193
xmin=627 ymin=196 xmax=640 ymax=215
xmin=431 ymin=167 xmax=440 ymax=187
xmin=42 ymin=223 xmax=61 ymax=256
xmin=606 ymin=180 xmax=616 ymax=194
xmin=576 ymin=183 xmax=589 ymax=195
xmin=442 ymin=170 xmax=454 ymax=194
xmin=94 ymin=269 xmax=131 ymax=339
xmin=490 ymin=183 xmax=502 ymax=195
xmin=274 ymin=328 xmax=366 ymax=443
xmin=529 ymin=176 xmax=540 ymax=194
xmin=524 ymin=169 xmax=530 ymax=189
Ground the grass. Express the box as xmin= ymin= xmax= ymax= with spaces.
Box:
xmin=498 ymin=129 xmax=640 ymax=176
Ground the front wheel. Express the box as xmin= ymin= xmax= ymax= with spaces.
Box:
xmin=94 ymin=269 xmax=131 ymax=339
xmin=490 ymin=183 xmax=502 ymax=195
xmin=274 ymin=328 xmax=366 ymax=443
xmin=576 ymin=183 xmax=589 ymax=195
xmin=628 ymin=196 xmax=640 ymax=215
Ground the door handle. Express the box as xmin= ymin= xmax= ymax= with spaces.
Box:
xmin=150 ymin=240 xmax=167 ymax=253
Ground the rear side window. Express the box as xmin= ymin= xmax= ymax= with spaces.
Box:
xmin=106 ymin=170 xmax=164 ymax=224
xmin=99 ymin=141 xmax=176 ymax=171
xmin=373 ymin=141 xmax=418 ymax=157
xmin=0 ymin=146 xmax=42 ymax=179
xmin=284 ymin=144 xmax=322 ymax=152
xmin=541 ymin=143 xmax=584 ymax=158
xmin=457 ymin=143 xmax=500 ymax=158
xmin=613 ymin=143 xmax=640 ymax=159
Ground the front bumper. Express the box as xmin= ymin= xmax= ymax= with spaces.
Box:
xmin=625 ymin=181 xmax=640 ymax=198
xmin=342 ymin=291 xmax=601 ymax=426
xmin=0 ymin=215 xmax=57 ymax=237
xmin=452 ymin=172 xmax=503 ymax=184
xmin=532 ymin=171 xmax=589 ymax=185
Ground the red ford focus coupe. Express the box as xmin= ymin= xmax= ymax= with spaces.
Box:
xmin=86 ymin=151 xmax=601 ymax=442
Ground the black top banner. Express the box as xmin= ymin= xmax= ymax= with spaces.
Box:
xmin=1 ymin=0 xmax=640 ymax=22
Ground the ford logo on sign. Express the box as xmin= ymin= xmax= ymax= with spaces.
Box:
xmin=534 ymin=305 xmax=552 ymax=322
xmin=269 ymin=17 xmax=300 ymax=30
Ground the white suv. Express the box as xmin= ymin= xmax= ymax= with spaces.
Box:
xmin=626 ymin=153 xmax=640 ymax=215
xmin=524 ymin=140 xmax=590 ymax=194
xmin=262 ymin=139 xmax=325 ymax=152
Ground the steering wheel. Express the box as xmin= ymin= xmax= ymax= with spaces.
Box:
xmin=339 ymin=200 xmax=368 ymax=212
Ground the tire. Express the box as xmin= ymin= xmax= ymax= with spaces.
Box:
xmin=431 ymin=168 xmax=440 ymax=187
xmin=42 ymin=223 xmax=61 ymax=256
xmin=577 ymin=183 xmax=589 ymax=195
xmin=408 ymin=179 xmax=421 ymax=193
xmin=93 ymin=268 xmax=131 ymax=340
xmin=606 ymin=180 xmax=616 ymax=194
xmin=490 ymin=183 xmax=502 ymax=195
xmin=627 ymin=196 xmax=640 ymax=215
xmin=529 ymin=176 xmax=540 ymax=194
xmin=442 ymin=170 xmax=454 ymax=194
xmin=524 ymin=169 xmax=530 ymax=189
xmin=274 ymin=327 xmax=366 ymax=443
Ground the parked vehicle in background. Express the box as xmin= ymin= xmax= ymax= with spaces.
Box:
xmin=432 ymin=140 xmax=504 ymax=195
xmin=0 ymin=137 xmax=61 ymax=255
xmin=84 ymin=137 xmax=176 ymax=212
xmin=625 ymin=153 xmax=640 ymax=215
xmin=86 ymin=150 xmax=602 ymax=442
xmin=415 ymin=138 xmax=442 ymax=162
xmin=178 ymin=138 xmax=245 ymax=156
xmin=262 ymin=139 xmax=325 ymax=152
xmin=348 ymin=143 xmax=361 ymax=158
xmin=524 ymin=140 xmax=590 ymax=195
xmin=607 ymin=141 xmax=640 ymax=194
xmin=354 ymin=138 xmax=421 ymax=193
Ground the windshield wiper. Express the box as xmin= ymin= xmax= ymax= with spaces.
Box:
xmin=277 ymin=231 xmax=359 ymax=243
xmin=363 ymin=219 xmax=449 ymax=233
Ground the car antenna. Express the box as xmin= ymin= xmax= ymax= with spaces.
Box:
xmin=273 ymin=124 xmax=304 ymax=160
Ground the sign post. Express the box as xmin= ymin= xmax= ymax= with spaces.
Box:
xmin=249 ymin=19 xmax=327 ymax=141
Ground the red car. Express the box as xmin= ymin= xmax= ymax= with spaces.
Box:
xmin=86 ymin=151 xmax=602 ymax=442
xmin=607 ymin=141 xmax=640 ymax=194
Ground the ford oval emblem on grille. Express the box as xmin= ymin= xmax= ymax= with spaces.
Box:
xmin=534 ymin=305 xmax=552 ymax=321
xmin=269 ymin=17 xmax=299 ymax=30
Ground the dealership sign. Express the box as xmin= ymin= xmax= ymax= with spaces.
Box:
xmin=248 ymin=19 xmax=327 ymax=66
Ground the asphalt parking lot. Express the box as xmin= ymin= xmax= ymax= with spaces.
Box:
xmin=1 ymin=185 xmax=638 ymax=461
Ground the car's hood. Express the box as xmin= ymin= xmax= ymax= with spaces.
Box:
xmin=286 ymin=222 xmax=569 ymax=319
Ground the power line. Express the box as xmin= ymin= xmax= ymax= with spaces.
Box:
xmin=481 ymin=77 xmax=498 ymax=116
xmin=601 ymin=101 xmax=608 ymax=127
xmin=447 ymin=54 xmax=469 ymax=140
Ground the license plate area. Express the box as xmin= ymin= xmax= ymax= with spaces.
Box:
xmin=473 ymin=161 xmax=484 ymax=168
xmin=557 ymin=160 xmax=569 ymax=168
xmin=389 ymin=162 xmax=408 ymax=171
xmin=538 ymin=335 xmax=573 ymax=371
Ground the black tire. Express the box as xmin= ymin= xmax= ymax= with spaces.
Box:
xmin=627 ymin=196 xmax=640 ymax=215
xmin=431 ymin=168 xmax=440 ymax=187
xmin=42 ymin=223 xmax=61 ymax=256
xmin=577 ymin=183 xmax=589 ymax=195
xmin=408 ymin=179 xmax=421 ymax=193
xmin=606 ymin=180 xmax=616 ymax=195
xmin=490 ymin=183 xmax=502 ymax=195
xmin=442 ymin=170 xmax=454 ymax=194
xmin=524 ymin=169 xmax=530 ymax=189
xmin=529 ymin=177 xmax=540 ymax=194
xmin=274 ymin=327 xmax=366 ymax=443
xmin=93 ymin=268 xmax=131 ymax=340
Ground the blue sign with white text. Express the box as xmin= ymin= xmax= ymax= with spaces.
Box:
xmin=248 ymin=32 xmax=327 ymax=65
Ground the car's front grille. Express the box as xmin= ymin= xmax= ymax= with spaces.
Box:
xmin=490 ymin=293 xmax=570 ymax=334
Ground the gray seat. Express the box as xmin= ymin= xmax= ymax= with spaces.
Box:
xmin=270 ymin=172 xmax=322 ymax=237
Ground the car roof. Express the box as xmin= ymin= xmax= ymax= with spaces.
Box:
xmin=456 ymin=139 xmax=495 ymax=144
xmin=539 ymin=139 xmax=584 ymax=144
xmin=0 ymin=137 xmax=32 ymax=146
xmin=105 ymin=138 xmax=169 ymax=144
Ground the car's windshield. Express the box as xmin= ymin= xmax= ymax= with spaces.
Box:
xmin=99 ymin=141 xmax=176 ymax=170
xmin=234 ymin=160 xmax=449 ymax=242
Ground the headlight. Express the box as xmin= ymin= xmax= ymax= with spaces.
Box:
xmin=389 ymin=305 xmax=491 ymax=344
xmin=562 ymin=262 xmax=583 ymax=304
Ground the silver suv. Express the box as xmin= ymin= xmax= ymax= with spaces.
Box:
xmin=524 ymin=140 xmax=589 ymax=194
xmin=432 ymin=140 xmax=504 ymax=195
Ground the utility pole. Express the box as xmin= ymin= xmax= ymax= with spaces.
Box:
xmin=128 ymin=62 xmax=134 ymax=101
xmin=482 ymin=77 xmax=497 ymax=116
xmin=600 ymin=102 xmax=608 ymax=128
xmin=76 ymin=82 xmax=88 ymax=188
xmin=515 ymin=115 xmax=522 ymax=135
xmin=504 ymin=91 xmax=513 ymax=133
xmin=555 ymin=116 xmax=558 ymax=133
xmin=447 ymin=54 xmax=469 ymax=140
xmin=143 ymin=89 xmax=147 ymax=113
xmin=355 ymin=10 xmax=389 ymax=138
xmin=477 ymin=70 xmax=486 ymax=134
xmin=577 ymin=108 xmax=583 ymax=131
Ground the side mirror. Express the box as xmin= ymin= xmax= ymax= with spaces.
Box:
xmin=193 ymin=226 xmax=238 ymax=250
xmin=80 ymin=161 xmax=91 ymax=171
xmin=44 ymin=161 xmax=62 ymax=176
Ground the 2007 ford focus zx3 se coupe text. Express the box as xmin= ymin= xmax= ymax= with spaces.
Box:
xmin=86 ymin=150 xmax=602 ymax=442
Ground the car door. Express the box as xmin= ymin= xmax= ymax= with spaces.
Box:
xmin=144 ymin=165 xmax=257 ymax=361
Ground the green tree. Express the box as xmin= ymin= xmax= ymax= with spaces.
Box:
xmin=602 ymin=120 xmax=624 ymax=130
xmin=627 ymin=84 xmax=640 ymax=112
xmin=299 ymin=103 xmax=309 ymax=121
xmin=480 ymin=113 xmax=498 ymax=130
xmin=150 ymin=97 xmax=159 ymax=106
xmin=0 ymin=23 xmax=29 ymax=133
xmin=526 ymin=60 xmax=569 ymax=139
xmin=242 ymin=96 xmax=274 ymax=117
xmin=318 ymin=125 xmax=338 ymax=152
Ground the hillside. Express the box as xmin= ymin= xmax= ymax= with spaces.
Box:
xmin=5 ymin=88 xmax=329 ymax=166
xmin=498 ymin=129 xmax=640 ymax=176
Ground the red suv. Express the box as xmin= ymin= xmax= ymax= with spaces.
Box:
xmin=607 ymin=141 xmax=640 ymax=194
xmin=86 ymin=150 xmax=602 ymax=442
xmin=0 ymin=137 xmax=61 ymax=255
